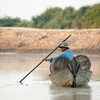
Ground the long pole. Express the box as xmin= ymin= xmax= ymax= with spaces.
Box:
xmin=19 ymin=34 xmax=71 ymax=84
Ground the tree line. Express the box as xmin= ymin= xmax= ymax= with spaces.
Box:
xmin=0 ymin=3 xmax=100 ymax=29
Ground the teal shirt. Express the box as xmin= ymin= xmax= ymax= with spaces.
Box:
xmin=48 ymin=49 xmax=74 ymax=62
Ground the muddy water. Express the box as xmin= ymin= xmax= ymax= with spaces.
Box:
xmin=0 ymin=53 xmax=100 ymax=100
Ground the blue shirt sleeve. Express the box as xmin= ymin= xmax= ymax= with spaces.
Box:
xmin=47 ymin=56 xmax=58 ymax=63
xmin=47 ymin=49 xmax=74 ymax=63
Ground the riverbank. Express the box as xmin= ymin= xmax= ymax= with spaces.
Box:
xmin=0 ymin=27 xmax=100 ymax=55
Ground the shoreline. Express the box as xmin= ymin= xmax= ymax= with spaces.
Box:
xmin=0 ymin=27 xmax=100 ymax=56
xmin=0 ymin=48 xmax=99 ymax=57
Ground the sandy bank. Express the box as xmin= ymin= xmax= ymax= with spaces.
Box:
xmin=0 ymin=27 xmax=100 ymax=55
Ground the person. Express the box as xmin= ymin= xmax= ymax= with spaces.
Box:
xmin=44 ymin=42 xmax=74 ymax=63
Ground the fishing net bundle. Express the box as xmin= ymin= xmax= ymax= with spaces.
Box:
xmin=50 ymin=55 xmax=91 ymax=73
xmin=50 ymin=57 xmax=73 ymax=73
xmin=75 ymin=55 xmax=91 ymax=70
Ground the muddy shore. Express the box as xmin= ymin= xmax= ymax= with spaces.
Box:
xmin=0 ymin=27 xmax=100 ymax=55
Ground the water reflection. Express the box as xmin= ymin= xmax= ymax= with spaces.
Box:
xmin=49 ymin=84 xmax=92 ymax=100
xmin=90 ymin=56 xmax=100 ymax=78
xmin=0 ymin=53 xmax=100 ymax=100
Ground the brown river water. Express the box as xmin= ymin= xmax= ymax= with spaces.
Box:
xmin=0 ymin=53 xmax=100 ymax=100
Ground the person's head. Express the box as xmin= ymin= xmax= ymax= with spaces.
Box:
xmin=59 ymin=42 xmax=69 ymax=52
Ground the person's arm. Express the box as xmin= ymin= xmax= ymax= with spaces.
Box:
xmin=43 ymin=57 xmax=57 ymax=63
xmin=43 ymin=52 xmax=63 ymax=63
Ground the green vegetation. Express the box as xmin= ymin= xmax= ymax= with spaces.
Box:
xmin=0 ymin=16 xmax=21 ymax=27
xmin=0 ymin=3 xmax=100 ymax=29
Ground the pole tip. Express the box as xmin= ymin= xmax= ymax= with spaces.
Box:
xmin=19 ymin=81 xmax=23 ymax=85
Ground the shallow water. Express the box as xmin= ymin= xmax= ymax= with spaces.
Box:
xmin=0 ymin=53 xmax=100 ymax=100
